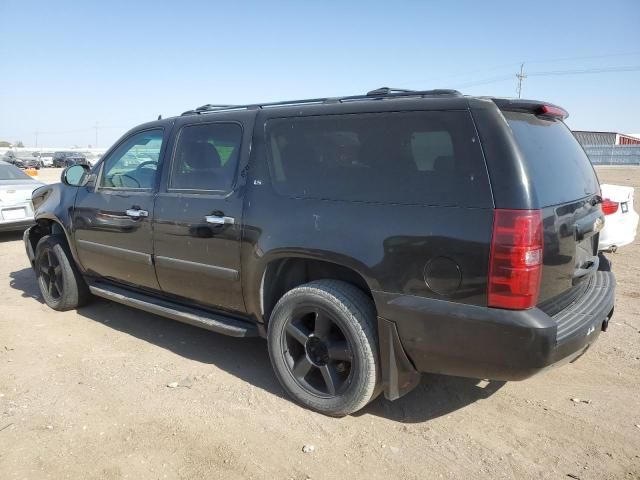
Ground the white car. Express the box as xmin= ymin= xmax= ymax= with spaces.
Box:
xmin=598 ymin=184 xmax=639 ymax=252
xmin=39 ymin=152 xmax=55 ymax=168
xmin=0 ymin=160 xmax=45 ymax=232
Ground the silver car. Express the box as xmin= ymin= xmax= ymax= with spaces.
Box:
xmin=0 ymin=160 xmax=45 ymax=232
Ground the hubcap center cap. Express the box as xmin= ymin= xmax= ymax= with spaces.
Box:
xmin=305 ymin=336 xmax=329 ymax=366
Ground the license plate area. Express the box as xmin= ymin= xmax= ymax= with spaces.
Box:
xmin=621 ymin=202 xmax=628 ymax=213
xmin=2 ymin=207 xmax=27 ymax=221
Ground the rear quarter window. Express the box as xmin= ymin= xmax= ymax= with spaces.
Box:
xmin=505 ymin=112 xmax=599 ymax=206
xmin=266 ymin=110 xmax=492 ymax=207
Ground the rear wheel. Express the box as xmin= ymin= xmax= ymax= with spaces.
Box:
xmin=267 ymin=280 xmax=379 ymax=416
xmin=35 ymin=235 xmax=91 ymax=311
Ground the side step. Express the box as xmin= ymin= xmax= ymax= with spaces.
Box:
xmin=89 ymin=282 xmax=258 ymax=338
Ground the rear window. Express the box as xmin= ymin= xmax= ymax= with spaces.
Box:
xmin=266 ymin=111 xmax=491 ymax=207
xmin=505 ymin=112 xmax=599 ymax=206
xmin=0 ymin=164 xmax=31 ymax=180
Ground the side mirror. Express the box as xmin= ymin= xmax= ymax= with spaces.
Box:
xmin=61 ymin=164 xmax=91 ymax=186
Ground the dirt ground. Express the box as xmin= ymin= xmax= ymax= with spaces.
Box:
xmin=1 ymin=167 xmax=639 ymax=479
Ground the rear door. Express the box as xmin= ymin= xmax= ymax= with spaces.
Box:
xmin=152 ymin=113 xmax=253 ymax=313
xmin=503 ymin=111 xmax=602 ymax=309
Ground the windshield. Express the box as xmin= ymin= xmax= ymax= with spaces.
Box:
xmin=505 ymin=111 xmax=599 ymax=206
xmin=0 ymin=164 xmax=33 ymax=180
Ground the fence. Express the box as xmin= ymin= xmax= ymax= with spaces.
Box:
xmin=584 ymin=145 xmax=640 ymax=165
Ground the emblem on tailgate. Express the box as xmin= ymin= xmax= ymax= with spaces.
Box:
xmin=586 ymin=325 xmax=595 ymax=336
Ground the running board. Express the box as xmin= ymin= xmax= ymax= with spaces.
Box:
xmin=89 ymin=282 xmax=258 ymax=338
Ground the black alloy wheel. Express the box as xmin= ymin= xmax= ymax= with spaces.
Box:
xmin=34 ymin=235 xmax=92 ymax=311
xmin=38 ymin=249 xmax=64 ymax=300
xmin=268 ymin=280 xmax=379 ymax=416
xmin=282 ymin=305 xmax=354 ymax=397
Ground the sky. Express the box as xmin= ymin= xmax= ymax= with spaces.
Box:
xmin=1 ymin=0 xmax=639 ymax=148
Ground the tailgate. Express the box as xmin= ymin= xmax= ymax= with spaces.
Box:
xmin=503 ymin=110 xmax=602 ymax=311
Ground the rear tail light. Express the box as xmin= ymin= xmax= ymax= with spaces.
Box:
xmin=601 ymin=198 xmax=619 ymax=216
xmin=488 ymin=209 xmax=543 ymax=310
xmin=537 ymin=105 xmax=569 ymax=120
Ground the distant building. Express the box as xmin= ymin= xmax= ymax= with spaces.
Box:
xmin=573 ymin=130 xmax=640 ymax=146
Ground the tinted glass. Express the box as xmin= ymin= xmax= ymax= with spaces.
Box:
xmin=505 ymin=112 xmax=599 ymax=206
xmin=0 ymin=164 xmax=32 ymax=180
xmin=100 ymin=129 xmax=163 ymax=189
xmin=170 ymin=123 xmax=242 ymax=191
xmin=266 ymin=111 xmax=491 ymax=207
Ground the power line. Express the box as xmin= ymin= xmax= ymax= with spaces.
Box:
xmin=455 ymin=64 xmax=640 ymax=91
xmin=427 ymin=51 xmax=640 ymax=86
xmin=528 ymin=65 xmax=640 ymax=76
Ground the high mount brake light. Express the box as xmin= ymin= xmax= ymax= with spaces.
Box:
xmin=488 ymin=209 xmax=543 ymax=310
xmin=537 ymin=105 xmax=568 ymax=119
xmin=601 ymin=198 xmax=619 ymax=216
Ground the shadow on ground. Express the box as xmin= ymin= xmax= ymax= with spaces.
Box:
xmin=0 ymin=231 xmax=25 ymax=243
xmin=9 ymin=266 xmax=505 ymax=423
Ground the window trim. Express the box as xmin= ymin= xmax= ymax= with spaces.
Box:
xmin=96 ymin=127 xmax=165 ymax=192
xmin=166 ymin=120 xmax=244 ymax=195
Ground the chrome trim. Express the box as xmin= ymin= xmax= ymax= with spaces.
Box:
xmin=76 ymin=239 xmax=152 ymax=265
xmin=205 ymin=215 xmax=235 ymax=225
xmin=155 ymin=255 xmax=239 ymax=281
xmin=126 ymin=209 xmax=149 ymax=218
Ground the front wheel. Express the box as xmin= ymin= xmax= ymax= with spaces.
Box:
xmin=267 ymin=280 xmax=380 ymax=416
xmin=35 ymin=235 xmax=91 ymax=311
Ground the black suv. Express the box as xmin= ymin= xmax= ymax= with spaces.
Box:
xmin=23 ymin=88 xmax=615 ymax=416
xmin=52 ymin=151 xmax=88 ymax=168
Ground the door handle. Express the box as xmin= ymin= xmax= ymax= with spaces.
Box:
xmin=126 ymin=208 xmax=149 ymax=218
xmin=205 ymin=215 xmax=235 ymax=225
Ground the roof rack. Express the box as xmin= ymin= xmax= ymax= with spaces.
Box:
xmin=180 ymin=87 xmax=462 ymax=116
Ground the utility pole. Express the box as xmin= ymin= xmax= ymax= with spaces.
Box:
xmin=94 ymin=121 xmax=99 ymax=148
xmin=34 ymin=130 xmax=39 ymax=149
xmin=516 ymin=63 xmax=527 ymax=99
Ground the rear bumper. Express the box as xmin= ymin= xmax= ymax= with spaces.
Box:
xmin=0 ymin=202 xmax=35 ymax=232
xmin=374 ymin=271 xmax=615 ymax=387
xmin=0 ymin=219 xmax=34 ymax=232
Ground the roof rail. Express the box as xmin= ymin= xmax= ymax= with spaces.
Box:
xmin=366 ymin=87 xmax=417 ymax=96
xmin=180 ymin=87 xmax=462 ymax=116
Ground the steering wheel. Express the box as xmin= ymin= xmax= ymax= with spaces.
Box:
xmin=135 ymin=160 xmax=157 ymax=173
xmin=112 ymin=173 xmax=140 ymax=188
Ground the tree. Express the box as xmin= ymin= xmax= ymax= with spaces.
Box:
xmin=15 ymin=140 xmax=24 ymax=148
xmin=0 ymin=141 xmax=11 ymax=148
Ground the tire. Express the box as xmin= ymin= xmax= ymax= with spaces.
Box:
xmin=267 ymin=280 xmax=379 ymax=416
xmin=35 ymin=235 xmax=91 ymax=311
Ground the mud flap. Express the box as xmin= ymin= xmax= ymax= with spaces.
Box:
xmin=377 ymin=317 xmax=421 ymax=400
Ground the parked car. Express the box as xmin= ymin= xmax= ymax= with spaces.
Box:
xmin=0 ymin=160 xmax=45 ymax=231
xmin=82 ymin=152 xmax=102 ymax=168
xmin=2 ymin=151 xmax=43 ymax=169
xmin=36 ymin=152 xmax=56 ymax=168
xmin=23 ymin=88 xmax=616 ymax=416
xmin=598 ymin=184 xmax=639 ymax=252
xmin=52 ymin=151 xmax=88 ymax=168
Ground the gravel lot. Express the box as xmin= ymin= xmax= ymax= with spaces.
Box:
xmin=1 ymin=167 xmax=639 ymax=479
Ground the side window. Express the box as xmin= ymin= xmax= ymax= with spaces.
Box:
xmin=99 ymin=129 xmax=163 ymax=189
xmin=410 ymin=131 xmax=454 ymax=171
xmin=170 ymin=123 xmax=242 ymax=192
xmin=266 ymin=111 xmax=491 ymax=207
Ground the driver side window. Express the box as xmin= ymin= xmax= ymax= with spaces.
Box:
xmin=99 ymin=129 xmax=164 ymax=189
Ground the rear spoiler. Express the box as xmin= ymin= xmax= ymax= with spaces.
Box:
xmin=491 ymin=98 xmax=569 ymax=120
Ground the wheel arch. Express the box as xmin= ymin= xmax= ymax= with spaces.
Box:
xmin=26 ymin=215 xmax=81 ymax=269
xmin=257 ymin=253 xmax=377 ymax=326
